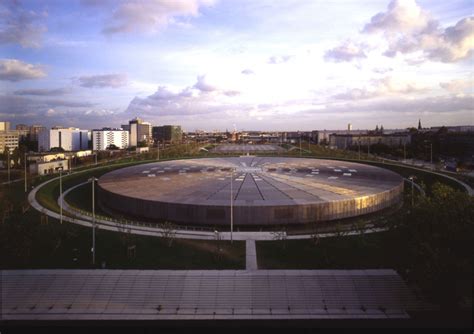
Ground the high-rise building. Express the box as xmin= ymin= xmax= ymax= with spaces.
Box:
xmin=348 ymin=123 xmax=352 ymax=132
xmin=122 ymin=117 xmax=152 ymax=147
xmin=29 ymin=125 xmax=46 ymax=141
xmin=0 ymin=131 xmax=19 ymax=152
xmin=15 ymin=124 xmax=29 ymax=140
xmin=38 ymin=127 xmax=89 ymax=152
xmin=0 ymin=121 xmax=10 ymax=132
xmin=0 ymin=121 xmax=19 ymax=152
xmin=152 ymin=125 xmax=183 ymax=143
xmin=92 ymin=128 xmax=129 ymax=150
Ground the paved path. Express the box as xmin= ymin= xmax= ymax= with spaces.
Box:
xmin=245 ymin=240 xmax=258 ymax=270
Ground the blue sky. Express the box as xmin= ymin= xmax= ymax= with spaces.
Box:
xmin=1 ymin=0 xmax=473 ymax=131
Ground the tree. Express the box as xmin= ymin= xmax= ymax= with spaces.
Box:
xmin=158 ymin=221 xmax=177 ymax=247
xmin=271 ymin=228 xmax=287 ymax=250
xmin=393 ymin=183 xmax=474 ymax=308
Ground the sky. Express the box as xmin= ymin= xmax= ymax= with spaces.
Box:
xmin=1 ymin=0 xmax=473 ymax=131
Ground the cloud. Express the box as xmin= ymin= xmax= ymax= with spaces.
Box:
xmin=373 ymin=67 xmax=393 ymax=74
xmin=77 ymin=74 xmax=127 ymax=88
xmin=14 ymin=87 xmax=72 ymax=96
xmin=100 ymin=0 xmax=216 ymax=34
xmin=363 ymin=0 xmax=474 ymax=63
xmin=0 ymin=59 xmax=47 ymax=81
xmin=0 ymin=94 xmax=111 ymax=128
xmin=440 ymin=79 xmax=472 ymax=94
xmin=126 ymin=78 xmax=242 ymax=118
xmin=241 ymin=69 xmax=255 ymax=75
xmin=268 ymin=55 xmax=293 ymax=64
xmin=363 ymin=0 xmax=431 ymax=34
xmin=324 ymin=40 xmax=367 ymax=62
xmin=0 ymin=2 xmax=47 ymax=48
xmin=333 ymin=76 xmax=428 ymax=100
xmin=41 ymin=99 xmax=96 ymax=108
xmin=193 ymin=75 xmax=217 ymax=92
xmin=303 ymin=94 xmax=474 ymax=117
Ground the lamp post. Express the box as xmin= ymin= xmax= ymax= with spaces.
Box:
xmin=403 ymin=142 xmax=406 ymax=163
xmin=24 ymin=152 xmax=27 ymax=193
xmin=358 ymin=140 xmax=361 ymax=160
xmin=230 ymin=169 xmax=234 ymax=243
xmin=59 ymin=167 xmax=63 ymax=224
xmin=367 ymin=138 xmax=370 ymax=157
xmin=299 ymin=135 xmax=302 ymax=157
xmin=89 ymin=177 xmax=98 ymax=265
xmin=408 ymin=176 xmax=415 ymax=207
xmin=430 ymin=142 xmax=433 ymax=168
xmin=7 ymin=149 xmax=10 ymax=184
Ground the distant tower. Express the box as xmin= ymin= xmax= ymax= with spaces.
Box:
xmin=347 ymin=123 xmax=352 ymax=132
xmin=375 ymin=125 xmax=379 ymax=132
xmin=380 ymin=125 xmax=384 ymax=133
xmin=418 ymin=119 xmax=422 ymax=130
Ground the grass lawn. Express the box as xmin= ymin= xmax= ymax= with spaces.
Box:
xmin=256 ymin=232 xmax=404 ymax=270
xmin=1 ymin=172 xmax=246 ymax=270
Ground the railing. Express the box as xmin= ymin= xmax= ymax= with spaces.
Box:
xmin=65 ymin=202 xmax=213 ymax=232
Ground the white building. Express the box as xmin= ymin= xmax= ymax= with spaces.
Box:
xmin=38 ymin=127 xmax=89 ymax=152
xmin=92 ymin=128 xmax=129 ymax=150
xmin=29 ymin=159 xmax=69 ymax=175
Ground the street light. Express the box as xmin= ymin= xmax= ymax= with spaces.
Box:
xmin=403 ymin=142 xmax=406 ymax=163
xmin=408 ymin=176 xmax=415 ymax=207
xmin=7 ymin=149 xmax=10 ymax=184
xmin=299 ymin=135 xmax=302 ymax=157
xmin=430 ymin=142 xmax=433 ymax=168
xmin=24 ymin=152 xmax=27 ymax=193
xmin=89 ymin=177 xmax=99 ymax=265
xmin=230 ymin=168 xmax=234 ymax=243
xmin=59 ymin=166 xmax=64 ymax=224
xmin=358 ymin=140 xmax=361 ymax=160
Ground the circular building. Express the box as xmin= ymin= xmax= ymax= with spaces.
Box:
xmin=97 ymin=157 xmax=404 ymax=226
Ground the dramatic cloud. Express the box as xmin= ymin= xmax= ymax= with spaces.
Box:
xmin=440 ymin=79 xmax=472 ymax=94
xmin=14 ymin=87 xmax=72 ymax=96
xmin=0 ymin=2 xmax=47 ymax=48
xmin=268 ymin=55 xmax=293 ymax=64
xmin=78 ymin=74 xmax=127 ymax=88
xmin=363 ymin=0 xmax=431 ymax=34
xmin=0 ymin=59 xmax=47 ymax=82
xmin=363 ymin=0 xmax=474 ymax=63
xmin=126 ymin=79 xmax=241 ymax=118
xmin=324 ymin=41 xmax=367 ymax=62
xmin=100 ymin=0 xmax=216 ymax=34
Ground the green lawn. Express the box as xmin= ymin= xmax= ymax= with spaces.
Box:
xmin=256 ymin=232 xmax=402 ymax=270
xmin=1 ymin=167 xmax=246 ymax=270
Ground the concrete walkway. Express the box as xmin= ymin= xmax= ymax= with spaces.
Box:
xmin=245 ymin=240 xmax=258 ymax=270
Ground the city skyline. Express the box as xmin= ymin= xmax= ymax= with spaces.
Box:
xmin=1 ymin=0 xmax=473 ymax=131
